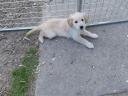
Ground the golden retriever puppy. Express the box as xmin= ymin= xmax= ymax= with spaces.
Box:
xmin=25 ymin=12 xmax=98 ymax=48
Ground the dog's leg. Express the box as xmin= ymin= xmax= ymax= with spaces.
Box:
xmin=82 ymin=30 xmax=98 ymax=38
xmin=73 ymin=36 xmax=94 ymax=48
xmin=39 ymin=34 xmax=44 ymax=43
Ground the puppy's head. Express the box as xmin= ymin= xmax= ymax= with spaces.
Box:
xmin=67 ymin=12 xmax=88 ymax=31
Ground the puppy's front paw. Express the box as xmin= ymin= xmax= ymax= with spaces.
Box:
xmin=86 ymin=42 xmax=94 ymax=49
xmin=91 ymin=34 xmax=98 ymax=38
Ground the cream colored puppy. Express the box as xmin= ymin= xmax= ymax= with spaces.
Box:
xmin=25 ymin=12 xmax=98 ymax=48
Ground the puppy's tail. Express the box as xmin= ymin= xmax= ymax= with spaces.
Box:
xmin=26 ymin=26 xmax=41 ymax=37
xmin=24 ymin=26 xmax=41 ymax=40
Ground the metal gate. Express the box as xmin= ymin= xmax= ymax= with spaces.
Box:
xmin=0 ymin=0 xmax=128 ymax=31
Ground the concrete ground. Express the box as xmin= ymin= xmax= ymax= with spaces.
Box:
xmin=35 ymin=22 xmax=128 ymax=96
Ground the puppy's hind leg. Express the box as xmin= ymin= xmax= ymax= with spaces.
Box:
xmin=39 ymin=33 xmax=44 ymax=44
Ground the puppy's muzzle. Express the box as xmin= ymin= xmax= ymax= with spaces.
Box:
xmin=80 ymin=26 xmax=84 ymax=30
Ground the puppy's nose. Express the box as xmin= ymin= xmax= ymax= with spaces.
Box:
xmin=80 ymin=26 xmax=84 ymax=30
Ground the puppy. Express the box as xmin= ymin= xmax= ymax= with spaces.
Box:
xmin=25 ymin=12 xmax=98 ymax=48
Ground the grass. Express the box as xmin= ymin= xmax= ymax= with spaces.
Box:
xmin=9 ymin=47 xmax=38 ymax=96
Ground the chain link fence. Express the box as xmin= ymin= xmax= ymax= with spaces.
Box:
xmin=0 ymin=0 xmax=128 ymax=31
xmin=0 ymin=0 xmax=45 ymax=31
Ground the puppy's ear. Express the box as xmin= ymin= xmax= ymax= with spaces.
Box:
xmin=83 ymin=16 xmax=89 ymax=23
xmin=67 ymin=17 xmax=73 ymax=27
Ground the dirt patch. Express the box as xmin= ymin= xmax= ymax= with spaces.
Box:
xmin=0 ymin=31 xmax=38 ymax=96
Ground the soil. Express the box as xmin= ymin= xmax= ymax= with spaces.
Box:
xmin=0 ymin=31 xmax=38 ymax=96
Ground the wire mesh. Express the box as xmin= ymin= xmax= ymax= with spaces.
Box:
xmin=0 ymin=0 xmax=128 ymax=31
xmin=0 ymin=0 xmax=45 ymax=31
xmin=42 ymin=0 xmax=77 ymax=22
xmin=82 ymin=0 xmax=128 ymax=25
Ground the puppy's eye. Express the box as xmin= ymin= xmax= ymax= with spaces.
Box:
xmin=75 ymin=21 xmax=78 ymax=23
xmin=81 ymin=19 xmax=84 ymax=21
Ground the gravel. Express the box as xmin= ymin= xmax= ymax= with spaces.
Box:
xmin=0 ymin=31 xmax=38 ymax=96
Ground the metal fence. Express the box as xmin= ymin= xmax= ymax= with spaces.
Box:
xmin=0 ymin=0 xmax=128 ymax=31
xmin=0 ymin=0 xmax=45 ymax=31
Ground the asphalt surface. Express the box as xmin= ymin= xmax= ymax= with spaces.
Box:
xmin=35 ymin=22 xmax=128 ymax=96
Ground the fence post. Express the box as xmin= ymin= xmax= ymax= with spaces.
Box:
xmin=77 ymin=0 xmax=82 ymax=12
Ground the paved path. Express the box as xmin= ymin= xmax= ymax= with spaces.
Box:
xmin=35 ymin=22 xmax=128 ymax=96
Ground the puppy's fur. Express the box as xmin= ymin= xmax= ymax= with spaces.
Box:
xmin=25 ymin=12 xmax=98 ymax=48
